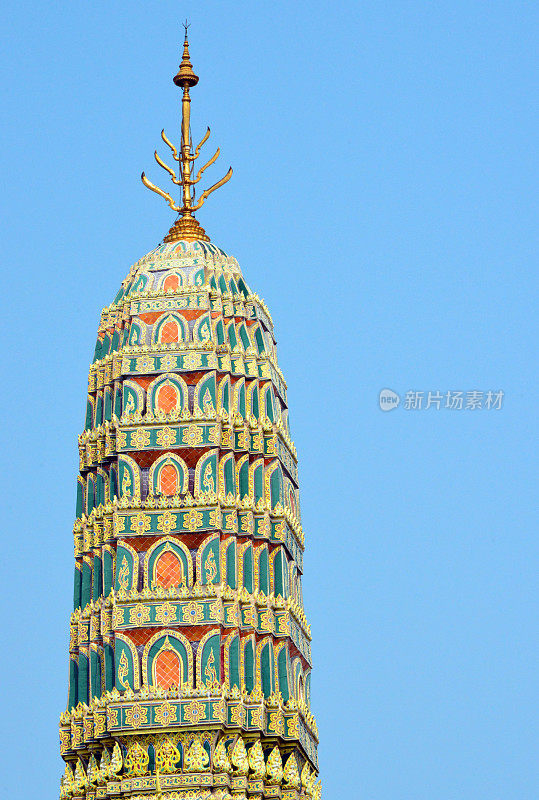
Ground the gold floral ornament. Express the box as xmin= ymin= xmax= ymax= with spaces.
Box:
xmin=213 ymin=696 xmax=226 ymax=722
xmin=250 ymin=705 xmax=263 ymax=728
xmin=156 ymin=735 xmax=181 ymax=773
xmin=183 ymin=699 xmax=206 ymax=724
xmin=224 ymin=513 xmax=237 ymax=532
xmin=102 ymin=515 xmax=112 ymax=538
xmin=59 ymin=728 xmax=71 ymax=755
xmin=286 ymin=713 xmax=300 ymax=738
xmin=155 ymin=601 xmax=177 ymax=625
xmin=116 ymin=431 xmax=128 ymax=450
xmin=70 ymin=720 xmax=83 ymax=750
xmin=229 ymin=704 xmax=245 ymax=727
xmin=154 ymin=701 xmax=178 ymax=726
xmin=182 ymin=600 xmax=204 ymax=624
xmin=112 ymin=606 xmax=124 ymax=628
xmin=208 ymin=599 xmax=221 ymax=622
xmin=157 ymin=510 xmax=177 ymax=533
xmin=125 ymin=703 xmax=149 ymax=729
xmin=106 ymin=707 xmax=119 ymax=729
xmin=93 ymin=709 xmax=106 ymax=738
xmin=182 ymin=423 xmax=204 ymax=446
xmin=207 ymin=425 xmax=220 ymax=445
xmin=268 ymin=710 xmax=284 ymax=736
xmin=130 ymin=428 xmax=151 ymax=448
xmin=240 ymin=515 xmax=254 ymax=535
xmin=135 ymin=355 xmax=156 ymax=372
xmin=114 ymin=515 xmax=126 ymax=535
xmin=130 ymin=511 xmax=151 ymax=534
xmin=129 ymin=603 xmax=151 ymax=625
xmin=183 ymin=509 xmax=203 ymax=532
xmin=157 ymin=426 xmax=178 ymax=448
xmin=183 ymin=352 xmax=202 ymax=370
xmin=160 ymin=354 xmax=177 ymax=371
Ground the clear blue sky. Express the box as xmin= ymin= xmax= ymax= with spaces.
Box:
xmin=1 ymin=2 xmax=537 ymax=798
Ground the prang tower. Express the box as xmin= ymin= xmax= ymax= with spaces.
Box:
xmin=59 ymin=31 xmax=321 ymax=800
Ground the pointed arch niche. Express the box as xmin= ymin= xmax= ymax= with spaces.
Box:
xmin=148 ymin=373 xmax=188 ymax=414
xmin=142 ymin=631 xmax=193 ymax=689
xmin=149 ymin=453 xmax=189 ymax=496
xmin=153 ymin=312 xmax=188 ymax=345
xmin=144 ymin=537 xmax=192 ymax=589
xmin=160 ymin=271 xmax=184 ymax=292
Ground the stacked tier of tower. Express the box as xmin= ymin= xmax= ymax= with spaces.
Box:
xmin=59 ymin=240 xmax=320 ymax=800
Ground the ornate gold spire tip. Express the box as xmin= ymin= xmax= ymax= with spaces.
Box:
xmin=141 ymin=25 xmax=232 ymax=243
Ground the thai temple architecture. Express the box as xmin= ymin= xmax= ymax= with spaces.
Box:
xmin=59 ymin=29 xmax=321 ymax=800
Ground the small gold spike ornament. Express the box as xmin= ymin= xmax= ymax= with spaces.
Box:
xmin=98 ymin=748 xmax=110 ymax=785
xmin=156 ymin=736 xmax=181 ymax=774
xmin=74 ymin=759 xmax=87 ymax=792
xmin=184 ymin=736 xmax=210 ymax=772
xmin=301 ymin=761 xmax=315 ymax=795
xmin=87 ymin=754 xmax=99 ymax=785
xmin=60 ymin=763 xmax=74 ymax=799
xmin=213 ymin=737 xmax=232 ymax=773
xmin=230 ymin=736 xmax=249 ymax=775
xmin=266 ymin=746 xmax=283 ymax=783
xmin=141 ymin=24 xmax=232 ymax=243
xmin=308 ymin=770 xmax=318 ymax=795
xmin=248 ymin=739 xmax=266 ymax=778
xmin=124 ymin=740 xmax=149 ymax=777
xmin=283 ymin=753 xmax=300 ymax=789
xmin=110 ymin=741 xmax=123 ymax=775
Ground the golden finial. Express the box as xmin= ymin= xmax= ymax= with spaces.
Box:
xmin=174 ymin=21 xmax=199 ymax=88
xmin=141 ymin=24 xmax=233 ymax=242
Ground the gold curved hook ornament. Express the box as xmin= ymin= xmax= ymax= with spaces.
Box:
xmin=161 ymin=129 xmax=179 ymax=162
xmin=192 ymin=148 xmax=220 ymax=185
xmin=141 ymin=172 xmax=180 ymax=211
xmin=154 ymin=151 xmax=181 ymax=184
xmin=192 ymin=167 xmax=233 ymax=211
xmin=192 ymin=127 xmax=211 ymax=160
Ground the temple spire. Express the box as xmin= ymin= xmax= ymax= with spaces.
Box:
xmin=141 ymin=26 xmax=233 ymax=243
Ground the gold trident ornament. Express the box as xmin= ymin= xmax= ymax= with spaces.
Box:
xmin=141 ymin=23 xmax=232 ymax=243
